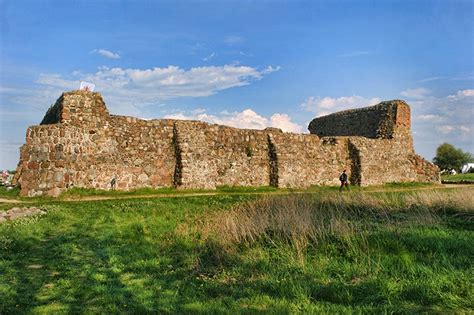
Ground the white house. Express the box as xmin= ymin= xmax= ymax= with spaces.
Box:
xmin=461 ymin=163 xmax=474 ymax=174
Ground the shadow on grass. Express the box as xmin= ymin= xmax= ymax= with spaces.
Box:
xmin=0 ymin=195 xmax=472 ymax=313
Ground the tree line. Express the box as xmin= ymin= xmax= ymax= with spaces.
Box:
xmin=433 ymin=143 xmax=473 ymax=171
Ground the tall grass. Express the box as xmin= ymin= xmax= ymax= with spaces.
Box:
xmin=0 ymin=189 xmax=472 ymax=312
xmin=203 ymin=190 xmax=473 ymax=250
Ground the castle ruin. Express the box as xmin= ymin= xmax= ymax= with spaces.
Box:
xmin=13 ymin=90 xmax=439 ymax=196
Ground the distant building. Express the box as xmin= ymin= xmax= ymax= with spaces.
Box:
xmin=461 ymin=163 xmax=474 ymax=174
xmin=0 ymin=170 xmax=13 ymax=186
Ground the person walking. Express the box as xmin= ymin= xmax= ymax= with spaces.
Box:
xmin=339 ymin=169 xmax=350 ymax=192
xmin=110 ymin=176 xmax=117 ymax=190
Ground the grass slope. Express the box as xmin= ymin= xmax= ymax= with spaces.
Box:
xmin=0 ymin=188 xmax=472 ymax=313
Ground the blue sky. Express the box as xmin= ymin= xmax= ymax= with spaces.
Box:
xmin=1 ymin=0 xmax=473 ymax=170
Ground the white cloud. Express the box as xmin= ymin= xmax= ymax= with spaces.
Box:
xmin=269 ymin=113 xmax=303 ymax=133
xmin=262 ymin=65 xmax=281 ymax=74
xmin=224 ymin=35 xmax=244 ymax=45
xmin=447 ymin=89 xmax=474 ymax=99
xmin=301 ymin=95 xmax=381 ymax=115
xmin=400 ymin=88 xmax=431 ymax=99
xmin=202 ymin=52 xmax=216 ymax=61
xmin=417 ymin=76 xmax=443 ymax=83
xmin=93 ymin=49 xmax=121 ymax=59
xmin=410 ymin=88 xmax=473 ymax=159
xmin=164 ymin=108 xmax=303 ymax=133
xmin=459 ymin=125 xmax=471 ymax=134
xmin=31 ymin=64 xmax=279 ymax=116
xmin=450 ymin=76 xmax=474 ymax=81
xmin=416 ymin=114 xmax=444 ymax=122
xmin=437 ymin=125 xmax=455 ymax=134
xmin=239 ymin=51 xmax=253 ymax=57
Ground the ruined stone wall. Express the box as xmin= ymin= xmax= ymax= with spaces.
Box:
xmin=14 ymin=91 xmax=439 ymax=197
xmin=308 ymin=100 xmax=411 ymax=140
xmin=270 ymin=133 xmax=351 ymax=187
xmin=41 ymin=91 xmax=109 ymax=127
xmin=16 ymin=125 xmax=90 ymax=197
xmin=173 ymin=121 xmax=270 ymax=189
xmin=347 ymin=135 xmax=439 ymax=185
xmin=107 ymin=116 xmax=176 ymax=190
xmin=14 ymin=119 xmax=177 ymax=196
xmin=15 ymin=91 xmax=176 ymax=196
xmin=348 ymin=136 xmax=415 ymax=186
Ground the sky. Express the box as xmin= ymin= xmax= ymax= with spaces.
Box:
xmin=0 ymin=0 xmax=473 ymax=170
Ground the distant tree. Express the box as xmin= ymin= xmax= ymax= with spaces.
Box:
xmin=433 ymin=143 xmax=473 ymax=171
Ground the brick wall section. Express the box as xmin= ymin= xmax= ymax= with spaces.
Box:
xmin=41 ymin=91 xmax=109 ymax=127
xmin=173 ymin=121 xmax=270 ymax=189
xmin=270 ymin=133 xmax=351 ymax=187
xmin=106 ymin=116 xmax=176 ymax=189
xmin=347 ymin=135 xmax=438 ymax=185
xmin=308 ymin=100 xmax=411 ymax=140
xmin=13 ymin=91 xmax=439 ymax=196
xmin=15 ymin=91 xmax=176 ymax=196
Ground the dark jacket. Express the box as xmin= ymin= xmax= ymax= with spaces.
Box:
xmin=339 ymin=173 xmax=348 ymax=182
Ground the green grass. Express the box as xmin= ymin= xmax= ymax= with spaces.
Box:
xmin=60 ymin=185 xmax=280 ymax=199
xmin=61 ymin=186 xmax=196 ymax=197
xmin=0 ymin=188 xmax=472 ymax=313
xmin=59 ymin=182 xmax=437 ymax=199
xmin=376 ymin=181 xmax=437 ymax=189
xmin=216 ymin=185 xmax=279 ymax=193
xmin=442 ymin=173 xmax=474 ymax=182
xmin=0 ymin=186 xmax=20 ymax=199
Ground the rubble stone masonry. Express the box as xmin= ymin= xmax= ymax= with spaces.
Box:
xmin=13 ymin=91 xmax=439 ymax=197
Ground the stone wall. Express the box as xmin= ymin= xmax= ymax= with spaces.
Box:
xmin=173 ymin=121 xmax=270 ymax=189
xmin=13 ymin=91 xmax=439 ymax=197
xmin=41 ymin=91 xmax=109 ymax=127
xmin=308 ymin=100 xmax=411 ymax=139
xmin=15 ymin=91 xmax=176 ymax=196
xmin=270 ymin=133 xmax=351 ymax=187
xmin=347 ymin=135 xmax=437 ymax=186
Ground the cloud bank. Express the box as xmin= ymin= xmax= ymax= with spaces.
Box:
xmin=25 ymin=64 xmax=280 ymax=116
xmin=37 ymin=64 xmax=278 ymax=100
xmin=301 ymin=95 xmax=381 ymax=117
xmin=164 ymin=108 xmax=303 ymax=133
xmin=400 ymin=87 xmax=431 ymax=99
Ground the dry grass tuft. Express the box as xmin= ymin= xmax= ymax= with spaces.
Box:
xmin=201 ymin=189 xmax=473 ymax=250
xmin=405 ymin=189 xmax=474 ymax=212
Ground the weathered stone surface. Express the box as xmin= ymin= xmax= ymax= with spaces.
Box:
xmin=308 ymin=100 xmax=411 ymax=139
xmin=13 ymin=91 xmax=439 ymax=197
xmin=0 ymin=207 xmax=46 ymax=222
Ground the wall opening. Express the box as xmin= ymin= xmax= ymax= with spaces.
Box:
xmin=172 ymin=123 xmax=183 ymax=187
xmin=267 ymin=135 xmax=279 ymax=187
xmin=348 ymin=140 xmax=362 ymax=186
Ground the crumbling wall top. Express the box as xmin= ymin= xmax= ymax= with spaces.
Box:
xmin=307 ymin=100 xmax=411 ymax=139
xmin=40 ymin=90 xmax=109 ymax=127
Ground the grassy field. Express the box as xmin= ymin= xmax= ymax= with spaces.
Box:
xmin=0 ymin=186 xmax=472 ymax=313
xmin=442 ymin=173 xmax=474 ymax=183
xmin=0 ymin=181 xmax=439 ymax=201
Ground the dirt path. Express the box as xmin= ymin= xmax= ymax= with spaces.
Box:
xmin=0 ymin=184 xmax=471 ymax=204
xmin=0 ymin=198 xmax=22 ymax=204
